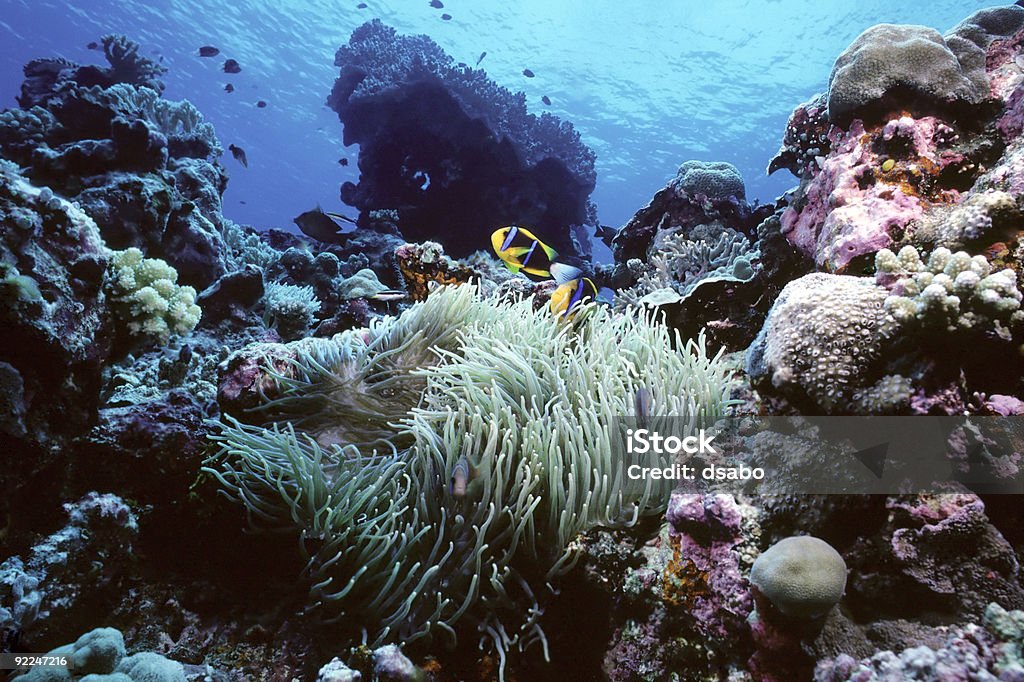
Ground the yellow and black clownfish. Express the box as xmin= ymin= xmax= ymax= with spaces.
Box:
xmin=491 ymin=225 xmax=581 ymax=284
xmin=550 ymin=277 xmax=598 ymax=320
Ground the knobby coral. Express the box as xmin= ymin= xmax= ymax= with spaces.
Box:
xmin=876 ymin=245 xmax=1023 ymax=334
xmin=205 ymin=285 xmax=734 ymax=676
xmin=107 ymin=247 xmax=202 ymax=343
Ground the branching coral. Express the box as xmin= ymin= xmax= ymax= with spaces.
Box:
xmin=875 ymin=245 xmax=1023 ymax=334
xmin=616 ymin=223 xmax=758 ymax=309
xmin=205 ymin=285 xmax=734 ymax=676
xmin=262 ymin=281 xmax=322 ymax=341
xmin=221 ymin=220 xmax=279 ymax=272
xmin=107 ymin=247 xmax=202 ymax=343
xmin=100 ymin=34 xmax=167 ymax=91
xmin=100 ymin=84 xmax=221 ymax=157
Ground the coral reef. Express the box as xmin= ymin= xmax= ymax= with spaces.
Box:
xmin=18 ymin=34 xmax=166 ymax=109
xmin=395 ymin=241 xmax=476 ymax=301
xmin=815 ymin=603 xmax=1024 ymax=681
xmin=0 ymin=162 xmax=113 ymax=451
xmin=606 ymin=161 xmax=784 ymax=351
xmin=7 ymin=5 xmax=1024 ymax=681
xmin=328 ymin=20 xmax=596 ymax=259
xmin=868 ymin=494 xmax=1024 ymax=616
xmin=262 ymin=281 xmax=322 ymax=341
xmin=827 ymin=25 xmax=987 ymax=126
xmin=17 ymin=626 xmax=190 ymax=681
xmin=610 ymin=159 xmax=762 ymax=265
xmin=3 ymin=42 xmax=230 ymax=290
xmin=768 ymin=93 xmax=832 ymax=178
xmin=615 ymin=223 xmax=758 ymax=310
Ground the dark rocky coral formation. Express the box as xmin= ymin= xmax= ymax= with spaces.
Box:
xmin=328 ymin=20 xmax=597 ymax=260
xmin=3 ymin=35 xmax=227 ymax=289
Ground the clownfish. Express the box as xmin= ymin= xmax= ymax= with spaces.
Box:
xmin=634 ymin=386 xmax=653 ymax=429
xmin=549 ymin=277 xmax=598 ymax=320
xmin=450 ymin=454 xmax=479 ymax=498
xmin=490 ymin=225 xmax=581 ymax=284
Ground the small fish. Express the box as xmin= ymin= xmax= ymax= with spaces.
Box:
xmin=256 ymin=100 xmax=267 ymax=108
xmin=178 ymin=343 xmax=193 ymax=364
xmin=430 ymin=0 xmax=444 ymax=7
xmin=441 ymin=13 xmax=452 ymax=20
xmin=475 ymin=51 xmax=487 ymax=66
xmin=338 ymin=157 xmax=349 ymax=166
xmin=370 ymin=290 xmax=409 ymax=302
xmin=198 ymin=46 xmax=220 ymax=57
xmin=541 ymin=95 xmax=551 ymax=106
xmin=523 ymin=68 xmax=535 ymax=78
xmin=239 ymin=200 xmax=247 ymax=204
xmin=595 ymin=224 xmax=617 ymax=245
xmin=549 ymin=277 xmax=597 ymax=320
xmin=224 ymin=83 xmax=234 ymax=93
xmin=490 ymin=225 xmax=581 ymax=283
xmin=451 ymin=454 xmax=473 ymax=498
xmin=86 ymin=41 xmax=99 ymax=50
xmin=223 ymin=58 xmax=241 ymax=74
xmin=357 ymin=2 xmax=368 ymax=7
xmin=634 ymin=386 xmax=653 ymax=429
xmin=228 ymin=144 xmax=248 ymax=168
xmin=293 ymin=205 xmax=356 ymax=242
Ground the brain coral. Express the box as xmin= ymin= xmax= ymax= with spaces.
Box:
xmin=671 ymin=160 xmax=746 ymax=201
xmin=750 ymin=535 xmax=847 ymax=619
xmin=827 ymin=24 xmax=985 ymax=125
xmin=745 ymin=273 xmax=900 ymax=413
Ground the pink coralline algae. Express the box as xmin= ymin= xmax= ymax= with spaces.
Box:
xmin=216 ymin=341 xmax=297 ymax=413
xmin=780 ymin=115 xmax=966 ymax=272
xmin=887 ymin=494 xmax=1023 ymax=612
xmin=997 ymin=81 xmax=1024 ymax=140
xmin=664 ymin=492 xmax=754 ymax=639
xmin=984 ymin=27 xmax=1024 ymax=100
xmin=983 ymin=393 xmax=1024 ymax=416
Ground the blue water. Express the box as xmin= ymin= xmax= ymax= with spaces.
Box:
xmin=0 ymin=0 xmax=1005 ymax=260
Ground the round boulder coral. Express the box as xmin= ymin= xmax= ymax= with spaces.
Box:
xmin=672 ymin=160 xmax=745 ymax=201
xmin=827 ymin=24 xmax=984 ymax=126
xmin=745 ymin=273 xmax=899 ymax=413
xmin=750 ymin=535 xmax=847 ymax=619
